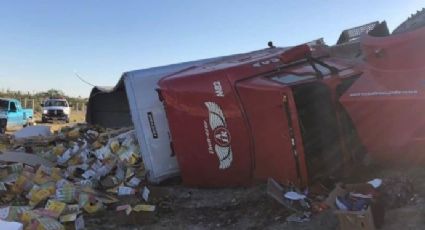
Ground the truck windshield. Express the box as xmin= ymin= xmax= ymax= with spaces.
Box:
xmin=271 ymin=62 xmax=333 ymax=85
xmin=272 ymin=73 xmax=316 ymax=84
xmin=0 ymin=100 xmax=8 ymax=110
xmin=45 ymin=100 xmax=67 ymax=107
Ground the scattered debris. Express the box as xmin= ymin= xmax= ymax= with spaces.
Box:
xmin=267 ymin=176 xmax=402 ymax=229
xmin=368 ymin=178 xmax=383 ymax=189
xmin=0 ymin=124 xmax=152 ymax=229
xmin=0 ymin=152 xmax=55 ymax=167
xmin=0 ymin=124 xmax=421 ymax=230
xmin=267 ymin=178 xmax=333 ymax=217
xmin=267 ymin=178 xmax=302 ymax=212
xmin=13 ymin=125 xmax=52 ymax=140
xmin=142 ymin=186 xmax=150 ymax=202
xmin=133 ymin=204 xmax=155 ymax=212
xmin=286 ymin=212 xmax=311 ymax=223
xmin=325 ymin=181 xmax=386 ymax=229
xmin=334 ymin=206 xmax=375 ymax=230
xmin=284 ymin=191 xmax=307 ymax=200
xmin=0 ymin=219 xmax=23 ymax=230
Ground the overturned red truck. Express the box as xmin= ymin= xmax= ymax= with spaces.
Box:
xmin=157 ymin=42 xmax=362 ymax=187
xmin=87 ymin=10 xmax=425 ymax=187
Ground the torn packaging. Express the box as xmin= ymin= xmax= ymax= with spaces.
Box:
xmin=0 ymin=206 xmax=31 ymax=221
xmin=45 ymin=200 xmax=66 ymax=218
xmin=118 ymin=186 xmax=135 ymax=196
xmin=29 ymin=216 xmax=64 ymax=230
xmin=75 ymin=215 xmax=84 ymax=230
xmin=59 ymin=213 xmax=77 ymax=223
xmin=266 ymin=178 xmax=306 ymax=212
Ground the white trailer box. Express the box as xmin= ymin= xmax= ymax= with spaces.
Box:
xmin=87 ymin=59 xmax=218 ymax=183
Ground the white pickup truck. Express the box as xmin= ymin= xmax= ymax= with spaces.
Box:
xmin=41 ymin=98 xmax=71 ymax=123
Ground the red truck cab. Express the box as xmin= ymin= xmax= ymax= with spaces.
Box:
xmin=159 ymin=44 xmax=361 ymax=187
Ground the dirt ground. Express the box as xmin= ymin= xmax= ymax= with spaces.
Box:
xmin=79 ymin=164 xmax=425 ymax=230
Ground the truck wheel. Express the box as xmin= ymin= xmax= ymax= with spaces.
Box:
xmin=393 ymin=8 xmax=425 ymax=34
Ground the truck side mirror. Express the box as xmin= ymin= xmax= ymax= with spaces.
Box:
xmin=40 ymin=103 xmax=44 ymax=107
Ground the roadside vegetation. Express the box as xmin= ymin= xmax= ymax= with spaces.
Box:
xmin=0 ymin=89 xmax=87 ymax=113
xmin=0 ymin=89 xmax=87 ymax=124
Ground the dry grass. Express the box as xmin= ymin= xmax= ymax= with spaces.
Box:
xmin=33 ymin=111 xmax=86 ymax=132
xmin=69 ymin=111 xmax=86 ymax=123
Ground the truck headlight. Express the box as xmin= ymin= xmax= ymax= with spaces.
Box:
xmin=43 ymin=110 xmax=48 ymax=114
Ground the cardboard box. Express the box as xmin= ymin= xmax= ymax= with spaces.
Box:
xmin=325 ymin=183 xmax=377 ymax=230
xmin=334 ymin=206 xmax=375 ymax=230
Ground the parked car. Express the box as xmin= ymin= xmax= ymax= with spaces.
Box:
xmin=41 ymin=98 xmax=71 ymax=123
xmin=0 ymin=98 xmax=34 ymax=133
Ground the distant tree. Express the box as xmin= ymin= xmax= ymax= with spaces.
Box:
xmin=46 ymin=89 xmax=65 ymax=98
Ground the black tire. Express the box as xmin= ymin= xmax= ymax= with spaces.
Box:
xmin=393 ymin=8 xmax=425 ymax=34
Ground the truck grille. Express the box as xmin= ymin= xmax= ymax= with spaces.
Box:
xmin=48 ymin=110 xmax=64 ymax=116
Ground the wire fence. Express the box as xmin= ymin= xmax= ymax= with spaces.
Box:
xmin=18 ymin=98 xmax=86 ymax=113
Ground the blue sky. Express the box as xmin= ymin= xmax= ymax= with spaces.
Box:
xmin=0 ymin=0 xmax=423 ymax=97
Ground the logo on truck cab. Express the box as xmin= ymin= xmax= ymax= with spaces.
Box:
xmin=213 ymin=127 xmax=231 ymax=147
xmin=204 ymin=102 xmax=233 ymax=169
xmin=213 ymin=81 xmax=224 ymax=97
